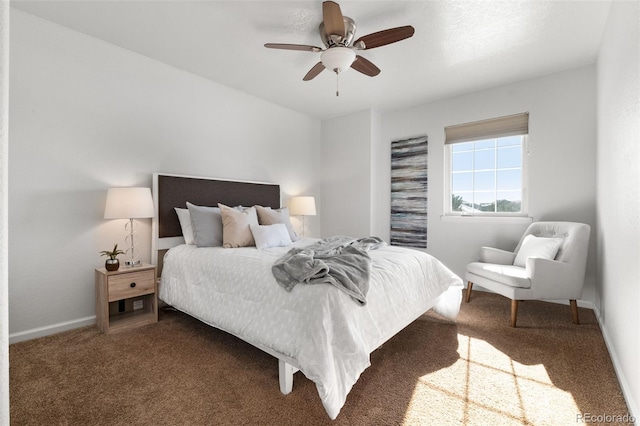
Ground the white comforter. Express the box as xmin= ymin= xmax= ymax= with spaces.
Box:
xmin=159 ymin=238 xmax=463 ymax=419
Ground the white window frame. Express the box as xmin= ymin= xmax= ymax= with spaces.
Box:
xmin=443 ymin=113 xmax=530 ymax=219
xmin=444 ymin=137 xmax=529 ymax=217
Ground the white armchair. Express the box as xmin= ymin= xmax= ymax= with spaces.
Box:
xmin=465 ymin=221 xmax=591 ymax=327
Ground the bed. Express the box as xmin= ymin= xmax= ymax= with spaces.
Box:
xmin=151 ymin=173 xmax=463 ymax=419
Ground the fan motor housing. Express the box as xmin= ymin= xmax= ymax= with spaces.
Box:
xmin=319 ymin=16 xmax=356 ymax=47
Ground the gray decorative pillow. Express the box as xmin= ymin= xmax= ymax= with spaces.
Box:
xmin=186 ymin=202 xmax=223 ymax=247
xmin=255 ymin=205 xmax=299 ymax=241
xmin=218 ymin=203 xmax=259 ymax=248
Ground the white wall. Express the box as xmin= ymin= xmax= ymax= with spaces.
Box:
xmin=8 ymin=10 xmax=321 ymax=340
xmin=596 ymin=0 xmax=639 ymax=418
xmin=321 ymin=109 xmax=374 ymax=237
xmin=0 ymin=2 xmax=10 ymax=424
xmin=373 ymin=67 xmax=597 ymax=301
xmin=369 ymin=109 xmax=384 ymax=234
xmin=322 ymin=67 xmax=597 ymax=303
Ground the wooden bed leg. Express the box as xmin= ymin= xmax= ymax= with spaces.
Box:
xmin=279 ymin=359 xmax=295 ymax=395
xmin=570 ymin=300 xmax=580 ymax=325
xmin=510 ymin=300 xmax=518 ymax=328
xmin=465 ymin=282 xmax=473 ymax=303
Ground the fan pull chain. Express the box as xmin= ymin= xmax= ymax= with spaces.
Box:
xmin=336 ymin=72 xmax=340 ymax=97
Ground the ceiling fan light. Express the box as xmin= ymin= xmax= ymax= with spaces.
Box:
xmin=321 ymin=47 xmax=356 ymax=74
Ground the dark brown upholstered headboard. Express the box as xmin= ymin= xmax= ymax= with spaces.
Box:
xmin=157 ymin=174 xmax=280 ymax=238
xmin=152 ymin=173 xmax=281 ymax=273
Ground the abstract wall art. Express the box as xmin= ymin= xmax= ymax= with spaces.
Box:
xmin=390 ymin=135 xmax=428 ymax=248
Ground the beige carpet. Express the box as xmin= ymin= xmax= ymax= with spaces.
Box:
xmin=10 ymin=291 xmax=630 ymax=425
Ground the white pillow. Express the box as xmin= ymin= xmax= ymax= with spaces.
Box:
xmin=255 ymin=205 xmax=299 ymax=241
xmin=174 ymin=208 xmax=195 ymax=245
xmin=513 ymin=234 xmax=564 ymax=267
xmin=250 ymin=224 xmax=293 ymax=250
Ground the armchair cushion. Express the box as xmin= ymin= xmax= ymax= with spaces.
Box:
xmin=513 ymin=234 xmax=564 ymax=267
xmin=467 ymin=262 xmax=531 ymax=288
xmin=480 ymin=247 xmax=516 ymax=265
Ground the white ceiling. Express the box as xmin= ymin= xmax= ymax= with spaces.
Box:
xmin=11 ymin=0 xmax=612 ymax=119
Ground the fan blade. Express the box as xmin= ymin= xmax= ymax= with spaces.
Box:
xmin=322 ymin=1 xmax=345 ymax=39
xmin=351 ymin=55 xmax=381 ymax=77
xmin=264 ymin=43 xmax=322 ymax=52
xmin=303 ymin=62 xmax=326 ymax=81
xmin=354 ymin=26 xmax=415 ymax=50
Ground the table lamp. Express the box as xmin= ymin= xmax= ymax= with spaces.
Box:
xmin=289 ymin=196 xmax=316 ymax=237
xmin=104 ymin=187 xmax=154 ymax=267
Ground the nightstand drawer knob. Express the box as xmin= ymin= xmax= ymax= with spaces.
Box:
xmin=130 ymin=282 xmax=136 ymax=288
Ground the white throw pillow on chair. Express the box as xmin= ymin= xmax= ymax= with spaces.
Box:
xmin=513 ymin=234 xmax=564 ymax=267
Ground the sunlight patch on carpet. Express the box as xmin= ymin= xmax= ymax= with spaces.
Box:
xmin=401 ymin=334 xmax=580 ymax=425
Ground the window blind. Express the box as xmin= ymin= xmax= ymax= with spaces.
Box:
xmin=445 ymin=112 xmax=529 ymax=145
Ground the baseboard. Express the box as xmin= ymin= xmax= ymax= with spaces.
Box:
xmin=9 ymin=316 xmax=96 ymax=344
xmin=593 ymin=305 xmax=638 ymax=423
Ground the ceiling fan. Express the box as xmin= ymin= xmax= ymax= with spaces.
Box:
xmin=264 ymin=1 xmax=415 ymax=96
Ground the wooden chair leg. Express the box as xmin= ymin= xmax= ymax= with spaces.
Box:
xmin=510 ymin=300 xmax=518 ymax=327
xmin=465 ymin=282 xmax=473 ymax=303
xmin=570 ymin=300 xmax=580 ymax=325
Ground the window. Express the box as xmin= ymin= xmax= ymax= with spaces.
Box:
xmin=444 ymin=113 xmax=529 ymax=216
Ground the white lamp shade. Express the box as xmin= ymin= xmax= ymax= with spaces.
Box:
xmin=104 ymin=187 xmax=155 ymax=219
xmin=321 ymin=47 xmax=356 ymax=73
xmin=290 ymin=196 xmax=317 ymax=216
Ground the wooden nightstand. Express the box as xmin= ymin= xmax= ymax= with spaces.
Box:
xmin=95 ymin=263 xmax=158 ymax=334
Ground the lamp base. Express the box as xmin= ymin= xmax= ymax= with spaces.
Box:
xmin=125 ymin=260 xmax=141 ymax=267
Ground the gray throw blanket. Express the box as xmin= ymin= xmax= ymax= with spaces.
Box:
xmin=271 ymin=236 xmax=386 ymax=305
